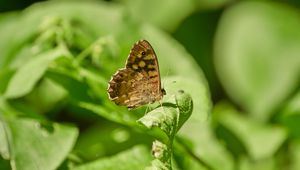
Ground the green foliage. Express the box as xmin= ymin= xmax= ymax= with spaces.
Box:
xmin=73 ymin=145 xmax=152 ymax=170
xmin=214 ymin=1 xmax=300 ymax=120
xmin=139 ymin=89 xmax=193 ymax=169
xmin=0 ymin=117 xmax=78 ymax=170
xmin=0 ymin=0 xmax=300 ymax=170
xmin=5 ymin=47 xmax=69 ymax=98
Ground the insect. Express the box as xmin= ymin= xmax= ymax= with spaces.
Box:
xmin=107 ymin=40 xmax=166 ymax=110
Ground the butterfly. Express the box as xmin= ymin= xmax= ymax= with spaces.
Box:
xmin=107 ymin=40 xmax=166 ymax=110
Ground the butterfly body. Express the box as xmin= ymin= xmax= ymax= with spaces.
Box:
xmin=107 ymin=40 xmax=165 ymax=109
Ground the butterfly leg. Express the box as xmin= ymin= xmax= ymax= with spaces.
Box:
xmin=144 ymin=105 xmax=150 ymax=115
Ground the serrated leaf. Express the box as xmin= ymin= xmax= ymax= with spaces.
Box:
xmin=138 ymin=88 xmax=192 ymax=141
xmin=137 ymin=79 xmax=193 ymax=169
xmin=5 ymin=47 xmax=68 ymax=99
xmin=143 ymin=76 xmax=229 ymax=170
xmin=145 ymin=159 xmax=169 ymax=170
xmin=138 ymin=107 xmax=178 ymax=139
xmin=0 ymin=117 xmax=78 ymax=170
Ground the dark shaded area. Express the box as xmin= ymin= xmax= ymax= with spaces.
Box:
xmin=0 ymin=0 xmax=46 ymax=12
xmin=173 ymin=10 xmax=225 ymax=103
xmin=215 ymin=124 xmax=247 ymax=160
xmin=0 ymin=0 xmax=118 ymax=12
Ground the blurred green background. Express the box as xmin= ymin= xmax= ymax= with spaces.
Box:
xmin=0 ymin=0 xmax=300 ymax=170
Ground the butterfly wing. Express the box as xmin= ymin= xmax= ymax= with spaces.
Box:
xmin=107 ymin=40 xmax=164 ymax=109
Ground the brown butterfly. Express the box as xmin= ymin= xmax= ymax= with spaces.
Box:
xmin=107 ymin=40 xmax=166 ymax=110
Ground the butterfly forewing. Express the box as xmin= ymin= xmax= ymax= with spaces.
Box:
xmin=107 ymin=40 xmax=165 ymax=109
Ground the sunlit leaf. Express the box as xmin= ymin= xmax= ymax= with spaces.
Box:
xmin=215 ymin=1 xmax=300 ymax=120
xmin=73 ymin=145 xmax=151 ymax=170
xmin=214 ymin=102 xmax=287 ymax=160
xmin=5 ymin=47 xmax=68 ymax=99
xmin=280 ymin=91 xmax=300 ymax=139
xmin=0 ymin=117 xmax=78 ymax=170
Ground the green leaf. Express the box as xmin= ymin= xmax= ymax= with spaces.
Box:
xmin=0 ymin=117 xmax=78 ymax=170
xmin=73 ymin=123 xmax=153 ymax=162
xmin=0 ymin=117 xmax=10 ymax=160
xmin=290 ymin=140 xmax=300 ymax=170
xmin=0 ymin=69 xmax=14 ymax=95
xmin=73 ymin=145 xmax=151 ymax=170
xmin=124 ymin=0 xmax=232 ymax=32
xmin=214 ymin=1 xmax=300 ymax=120
xmin=141 ymin=25 xmax=209 ymax=88
xmin=213 ymin=102 xmax=287 ymax=160
xmin=173 ymin=139 xmax=208 ymax=170
xmin=145 ymin=159 xmax=169 ymax=170
xmin=0 ymin=156 xmax=10 ymax=170
xmin=280 ymin=91 xmax=300 ymax=139
xmin=0 ymin=1 xmax=125 ymax=68
xmin=172 ymin=9 xmax=223 ymax=100
xmin=77 ymin=101 xmax=138 ymax=127
xmin=0 ymin=97 xmax=44 ymax=119
xmin=138 ymin=79 xmax=194 ymax=135
xmin=0 ymin=12 xmax=21 ymax=69
xmin=0 ymin=1 xmax=216 ymax=170
xmin=195 ymin=0 xmax=233 ymax=10
xmin=176 ymin=123 xmax=235 ymax=170
xmin=138 ymin=81 xmax=193 ymax=169
xmin=24 ymin=78 xmax=68 ymax=114
xmin=45 ymin=70 xmax=93 ymax=103
xmin=5 ymin=47 xmax=69 ymax=99
xmin=238 ymin=156 xmax=277 ymax=170
xmin=162 ymin=76 xmax=210 ymax=122
xmin=138 ymin=90 xmax=192 ymax=141
xmin=152 ymin=76 xmax=232 ymax=170
xmin=125 ymin=0 xmax=195 ymax=32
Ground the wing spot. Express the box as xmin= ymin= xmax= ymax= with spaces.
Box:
xmin=144 ymin=55 xmax=153 ymax=60
xmin=148 ymin=71 xmax=158 ymax=77
xmin=132 ymin=64 xmax=138 ymax=70
xmin=139 ymin=61 xmax=146 ymax=67
xmin=148 ymin=64 xmax=156 ymax=69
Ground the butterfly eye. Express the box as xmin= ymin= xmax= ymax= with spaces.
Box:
xmin=141 ymin=51 xmax=146 ymax=55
